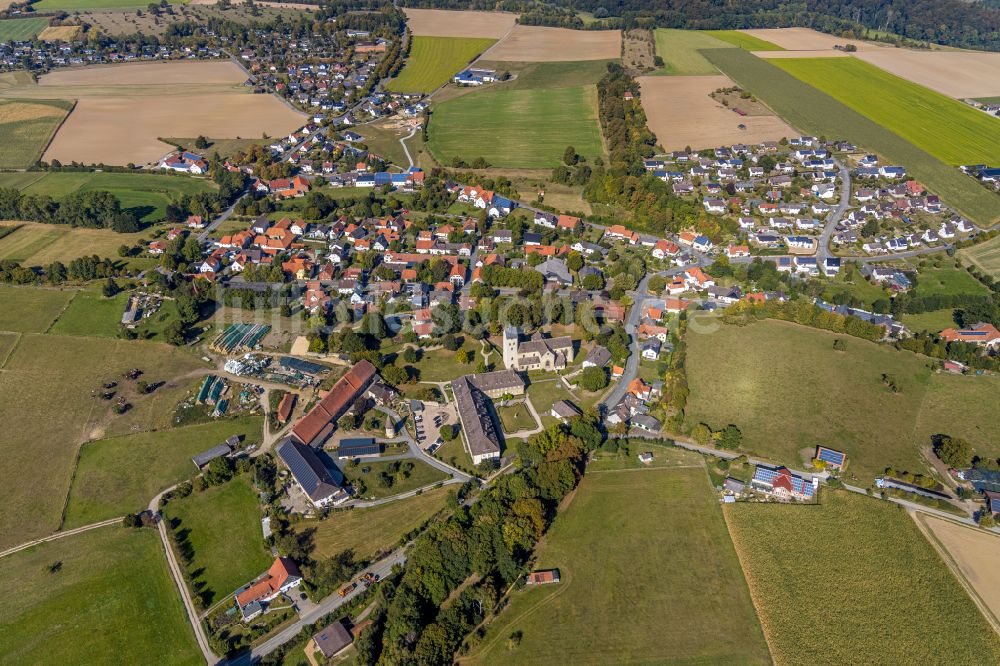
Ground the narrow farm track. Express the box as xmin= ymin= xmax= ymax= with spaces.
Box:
xmin=0 ymin=516 xmax=123 ymax=559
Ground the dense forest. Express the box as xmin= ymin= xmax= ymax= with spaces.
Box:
xmin=399 ymin=0 xmax=1000 ymax=51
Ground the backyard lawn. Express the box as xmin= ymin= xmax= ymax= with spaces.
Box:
xmin=0 ymin=525 xmax=201 ymax=665
xmin=64 ymin=416 xmax=264 ymax=527
xmin=468 ymin=463 xmax=771 ymax=665
xmin=341 ymin=458 xmax=448 ymax=500
xmin=163 ymin=475 xmax=272 ymax=608
xmin=726 ymin=491 xmax=1000 ymax=664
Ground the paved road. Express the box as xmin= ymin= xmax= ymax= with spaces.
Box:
xmin=0 ymin=516 xmax=123 ymax=560
xmin=816 ymin=159 xmax=851 ymax=262
xmin=223 ymin=549 xmax=408 ymax=665
xmin=399 ymin=124 xmax=417 ymax=169
xmin=197 ymin=189 xmax=248 ymax=243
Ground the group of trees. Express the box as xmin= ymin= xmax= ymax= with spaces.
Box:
xmin=724 ymin=298 xmax=887 ymax=342
xmin=0 ymin=187 xmax=139 ymax=233
xmin=351 ymin=416 xmax=603 ymax=665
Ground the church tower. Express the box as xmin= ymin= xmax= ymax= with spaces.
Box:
xmin=502 ymin=326 xmax=519 ymax=370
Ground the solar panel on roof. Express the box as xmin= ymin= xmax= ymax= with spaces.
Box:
xmin=818 ymin=448 xmax=845 ymax=465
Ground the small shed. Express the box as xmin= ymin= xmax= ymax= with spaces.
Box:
xmin=192 ymin=442 xmax=232 ymax=469
xmin=526 ymin=569 xmax=561 ymax=585
xmin=309 ymin=621 xmax=354 ymax=660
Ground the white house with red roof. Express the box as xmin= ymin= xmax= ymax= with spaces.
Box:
xmin=235 ymin=557 xmax=303 ymax=621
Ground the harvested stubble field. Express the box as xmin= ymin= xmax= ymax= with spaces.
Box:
xmin=429 ymin=84 xmax=604 ymax=169
xmin=0 ymin=289 xmax=205 ymax=550
xmin=725 ymin=491 xmax=1000 ymax=664
xmin=387 ymin=36 xmax=496 ymax=93
xmin=484 ymin=25 xmax=621 ymax=62
xmin=0 ymin=222 xmax=147 ymax=266
xmin=0 ymin=17 xmax=48 ymax=40
xmin=685 ymin=319 xmax=1000 ymax=481
xmin=0 ymin=98 xmax=73 ymax=169
xmin=0 ymin=526 xmax=201 ymax=666
xmin=469 ymin=464 xmax=771 ymax=665
xmin=652 ymin=28 xmax=732 ymax=75
xmin=298 ymin=486 xmax=450 ymax=560
xmin=773 ymin=57 xmax=1000 ymax=165
xmin=918 ymin=514 xmax=1000 ymax=630
xmin=738 ymin=27 xmax=888 ymax=51
xmin=38 ymin=25 xmax=84 ymax=41
xmin=638 ymin=74 xmax=794 ymax=151
xmin=403 ymin=8 xmax=517 ymax=38
xmin=960 ymin=233 xmax=1000 ymax=278
xmin=853 ymin=49 xmax=1000 ymax=99
xmin=702 ymin=48 xmax=1000 ymax=225
xmin=5 ymin=61 xmax=304 ymax=165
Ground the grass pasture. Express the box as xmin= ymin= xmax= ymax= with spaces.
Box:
xmin=31 ymin=0 xmax=185 ymax=10
xmin=0 ymin=284 xmax=74 ymax=332
xmin=0 ymin=316 xmax=204 ymax=550
xmin=342 ymin=458 xmax=448 ymax=500
xmin=773 ymin=57 xmax=1000 ymax=166
xmin=65 ymin=416 xmax=264 ymax=527
xmin=685 ymin=319 xmax=1000 ymax=480
xmin=164 ymin=475 xmax=271 ymax=608
xmin=0 ymin=17 xmax=48 ymax=41
xmin=0 ymin=171 xmax=216 ymax=224
xmin=960 ymin=234 xmax=1000 ymax=278
xmin=300 ymin=486 xmax=450 ymax=560
xmin=48 ymin=287 xmax=129 ymax=337
xmin=428 ymin=85 xmax=603 ymax=168
xmin=725 ymin=491 xmax=1000 ymax=664
xmin=913 ymin=259 xmax=988 ymax=298
xmin=702 ymin=48 xmax=1000 ymax=225
xmin=388 ymin=36 xmax=495 ymax=93
xmin=468 ymin=464 xmax=771 ymax=665
xmin=0 ymin=98 xmax=73 ymax=169
xmin=705 ymin=30 xmax=785 ymax=51
xmin=652 ymin=29 xmax=732 ymax=75
xmin=0 ymin=526 xmax=201 ymax=666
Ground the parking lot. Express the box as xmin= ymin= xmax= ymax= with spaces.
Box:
xmin=412 ymin=401 xmax=457 ymax=454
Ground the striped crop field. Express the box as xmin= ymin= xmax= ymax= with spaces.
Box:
xmin=772 ymin=56 xmax=1000 ymax=166
xmin=387 ymin=36 xmax=495 ymax=93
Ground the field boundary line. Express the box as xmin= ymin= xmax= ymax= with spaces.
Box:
xmin=912 ymin=511 xmax=1000 ymax=637
xmin=0 ymin=516 xmax=122 ymax=559
xmin=35 ymin=98 xmax=76 ymax=168
xmin=0 ymin=330 xmax=21 ymax=368
xmin=43 ymin=287 xmax=78 ymax=334
xmin=586 ymin=463 xmax=705 ymax=474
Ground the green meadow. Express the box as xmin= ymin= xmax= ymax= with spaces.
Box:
xmin=706 ymin=30 xmax=785 ymax=51
xmin=652 ymin=29 xmax=733 ymax=75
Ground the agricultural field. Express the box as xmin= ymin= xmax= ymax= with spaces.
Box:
xmin=705 ymin=30 xmax=784 ymax=51
xmin=0 ymin=223 xmax=147 ymax=267
xmin=960 ymin=233 xmax=1000 ymax=278
xmin=918 ymin=514 xmax=1000 ymax=629
xmin=0 ymin=171 xmax=217 ymax=224
xmin=387 ymin=36 xmax=496 ymax=93
xmin=163 ymin=475 xmax=272 ymax=608
xmin=854 ymin=50 xmax=1000 ymax=98
xmin=773 ymin=57 xmax=1000 ymax=165
xmin=725 ymin=491 xmax=1000 ymax=664
xmin=702 ymin=48 xmax=1000 ymax=225
xmin=38 ymin=25 xmax=83 ymax=41
xmin=64 ymin=416 xmax=263 ymax=527
xmin=429 ymin=85 xmax=603 ymax=169
xmin=738 ymin=27 xmax=887 ymax=51
xmin=468 ymin=464 xmax=771 ymax=665
xmin=0 ymin=17 xmax=48 ymax=41
xmin=0 ymin=99 xmax=73 ymax=169
xmin=48 ymin=287 xmax=130 ymax=337
xmin=300 ymin=486 xmax=450 ymax=559
xmin=0 ymin=305 xmax=205 ymax=549
xmin=652 ymin=29 xmax=732 ymax=75
xmin=32 ymin=0 xmax=185 ymax=10
xmin=638 ymin=74 xmax=793 ymax=151
xmin=0 ymin=61 xmax=304 ymax=165
xmin=685 ymin=319 xmax=1000 ymax=481
xmin=485 ymin=25 xmax=621 ymax=62
xmin=902 ymin=308 xmax=956 ymax=334
xmin=0 ymin=284 xmax=75 ymax=333
xmin=0 ymin=526 xmax=201 ymax=665
xmin=403 ymin=8 xmax=516 ymax=38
